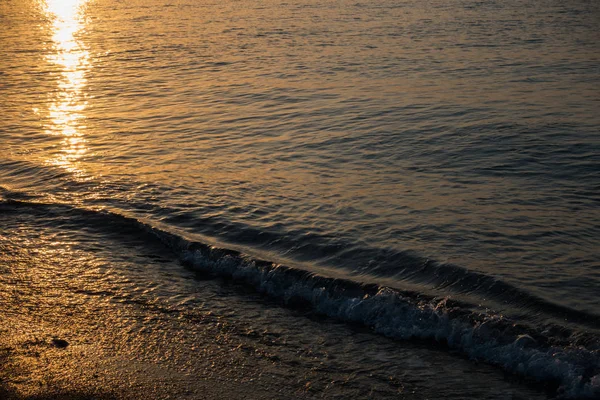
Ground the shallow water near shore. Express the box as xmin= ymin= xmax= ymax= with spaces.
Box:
xmin=1 ymin=0 xmax=599 ymax=398
xmin=0 ymin=205 xmax=551 ymax=399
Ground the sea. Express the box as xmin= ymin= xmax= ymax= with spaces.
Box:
xmin=1 ymin=0 xmax=599 ymax=398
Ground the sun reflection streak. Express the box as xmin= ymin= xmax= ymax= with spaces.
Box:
xmin=43 ymin=0 xmax=90 ymax=172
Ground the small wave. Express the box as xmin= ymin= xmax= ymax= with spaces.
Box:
xmin=1 ymin=198 xmax=599 ymax=398
xmin=320 ymin=245 xmax=600 ymax=330
xmin=2 ymin=159 xmax=599 ymax=330
xmin=170 ymin=241 xmax=599 ymax=398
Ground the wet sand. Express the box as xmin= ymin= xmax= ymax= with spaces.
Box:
xmin=0 ymin=282 xmax=284 ymax=400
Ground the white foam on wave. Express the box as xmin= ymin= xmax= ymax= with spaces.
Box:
xmin=174 ymin=243 xmax=599 ymax=399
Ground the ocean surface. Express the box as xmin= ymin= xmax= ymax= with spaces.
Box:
xmin=1 ymin=0 xmax=599 ymax=398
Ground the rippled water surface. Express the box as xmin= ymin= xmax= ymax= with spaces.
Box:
xmin=1 ymin=0 xmax=599 ymax=397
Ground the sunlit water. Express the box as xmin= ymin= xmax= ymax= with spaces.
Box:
xmin=1 ymin=0 xmax=599 ymax=397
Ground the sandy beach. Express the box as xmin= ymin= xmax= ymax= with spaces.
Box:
xmin=0 ymin=270 xmax=283 ymax=400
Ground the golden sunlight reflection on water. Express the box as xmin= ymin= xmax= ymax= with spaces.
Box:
xmin=43 ymin=0 xmax=89 ymax=173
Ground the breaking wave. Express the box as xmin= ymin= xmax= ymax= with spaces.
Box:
xmin=1 ymin=196 xmax=598 ymax=398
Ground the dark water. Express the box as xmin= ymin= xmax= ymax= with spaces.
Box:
xmin=1 ymin=0 xmax=599 ymax=398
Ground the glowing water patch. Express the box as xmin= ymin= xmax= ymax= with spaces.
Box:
xmin=43 ymin=0 xmax=90 ymax=174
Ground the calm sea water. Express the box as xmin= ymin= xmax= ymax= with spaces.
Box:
xmin=1 ymin=0 xmax=599 ymax=398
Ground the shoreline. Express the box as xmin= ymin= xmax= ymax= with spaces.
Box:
xmin=0 ymin=208 xmax=554 ymax=400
